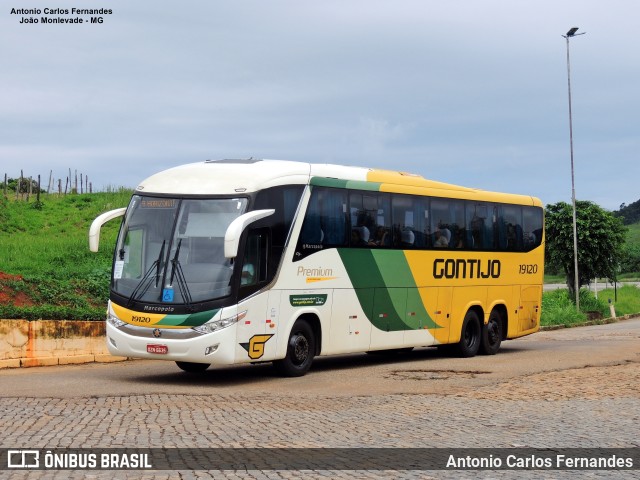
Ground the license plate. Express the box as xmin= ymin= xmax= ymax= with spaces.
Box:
xmin=147 ymin=344 xmax=168 ymax=354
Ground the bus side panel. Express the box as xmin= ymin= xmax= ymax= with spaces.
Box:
xmin=275 ymin=288 xmax=334 ymax=357
xmin=369 ymin=287 xmax=407 ymax=350
xmin=433 ymin=286 xmax=453 ymax=344
xmin=519 ymin=285 xmax=541 ymax=335
xmin=506 ymin=286 xmax=521 ymax=338
xmin=327 ymin=288 xmax=372 ymax=355
xmin=234 ymin=292 xmax=272 ymax=364
xmin=403 ymin=287 xmax=438 ymax=347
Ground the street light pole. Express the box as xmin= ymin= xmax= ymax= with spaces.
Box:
xmin=562 ymin=27 xmax=585 ymax=311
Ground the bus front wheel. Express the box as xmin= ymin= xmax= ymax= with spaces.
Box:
xmin=175 ymin=361 xmax=210 ymax=373
xmin=455 ymin=310 xmax=481 ymax=358
xmin=273 ymin=320 xmax=315 ymax=377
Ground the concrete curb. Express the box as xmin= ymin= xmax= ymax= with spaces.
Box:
xmin=0 ymin=319 xmax=127 ymax=369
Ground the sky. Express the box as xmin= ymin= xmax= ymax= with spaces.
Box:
xmin=1 ymin=0 xmax=638 ymax=210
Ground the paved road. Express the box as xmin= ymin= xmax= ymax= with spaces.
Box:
xmin=543 ymin=281 xmax=640 ymax=292
xmin=1 ymin=318 xmax=639 ymax=479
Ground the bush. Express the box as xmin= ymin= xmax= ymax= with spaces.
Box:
xmin=579 ymin=288 xmax=608 ymax=316
xmin=541 ymin=289 xmax=587 ymax=326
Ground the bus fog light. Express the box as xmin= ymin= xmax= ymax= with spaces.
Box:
xmin=205 ymin=344 xmax=219 ymax=356
xmin=109 ymin=337 xmax=117 ymax=348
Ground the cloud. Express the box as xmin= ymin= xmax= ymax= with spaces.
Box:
xmin=1 ymin=0 xmax=639 ymax=209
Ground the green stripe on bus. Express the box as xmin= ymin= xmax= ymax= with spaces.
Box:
xmin=372 ymin=250 xmax=439 ymax=329
xmin=310 ymin=177 xmax=382 ymax=191
xmin=337 ymin=249 xmax=439 ymax=331
xmin=155 ymin=309 xmax=220 ymax=327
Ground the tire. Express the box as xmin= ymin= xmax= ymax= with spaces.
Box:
xmin=455 ymin=310 xmax=481 ymax=358
xmin=175 ymin=361 xmax=210 ymax=373
xmin=273 ymin=320 xmax=315 ymax=377
xmin=480 ymin=310 xmax=503 ymax=355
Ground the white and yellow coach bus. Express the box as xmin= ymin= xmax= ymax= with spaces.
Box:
xmin=89 ymin=159 xmax=544 ymax=376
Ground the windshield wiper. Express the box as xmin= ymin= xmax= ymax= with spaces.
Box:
xmin=126 ymin=240 xmax=165 ymax=307
xmin=168 ymin=239 xmax=194 ymax=311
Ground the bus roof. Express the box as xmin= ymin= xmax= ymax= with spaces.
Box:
xmin=136 ymin=158 xmax=542 ymax=207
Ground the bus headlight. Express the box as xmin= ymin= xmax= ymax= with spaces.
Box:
xmin=107 ymin=312 xmax=126 ymax=328
xmin=193 ymin=310 xmax=247 ymax=335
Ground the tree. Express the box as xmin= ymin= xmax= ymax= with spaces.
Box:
xmin=6 ymin=177 xmax=45 ymax=194
xmin=614 ymin=198 xmax=640 ymax=225
xmin=620 ymin=242 xmax=640 ymax=273
xmin=545 ymin=201 xmax=627 ymax=302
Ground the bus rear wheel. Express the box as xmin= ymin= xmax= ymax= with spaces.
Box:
xmin=480 ymin=310 xmax=503 ymax=355
xmin=175 ymin=361 xmax=210 ymax=373
xmin=273 ymin=320 xmax=315 ymax=377
xmin=455 ymin=310 xmax=481 ymax=358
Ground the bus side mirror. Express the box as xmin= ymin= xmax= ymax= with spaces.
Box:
xmin=224 ymin=209 xmax=275 ymax=259
xmin=89 ymin=208 xmax=127 ymax=252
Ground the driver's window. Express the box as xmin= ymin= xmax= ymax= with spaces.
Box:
xmin=121 ymin=228 xmax=144 ymax=278
xmin=240 ymin=229 xmax=268 ymax=287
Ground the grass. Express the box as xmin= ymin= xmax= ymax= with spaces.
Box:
xmin=600 ymin=285 xmax=640 ymax=315
xmin=0 ymin=190 xmax=132 ymax=320
xmin=540 ymin=285 xmax=640 ymax=327
xmin=627 ymin=222 xmax=640 ymax=244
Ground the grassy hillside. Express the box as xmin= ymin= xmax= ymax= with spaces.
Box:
xmin=0 ymin=191 xmax=131 ymax=319
xmin=627 ymin=222 xmax=640 ymax=244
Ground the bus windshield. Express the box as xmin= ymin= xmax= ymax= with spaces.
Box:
xmin=112 ymin=195 xmax=248 ymax=306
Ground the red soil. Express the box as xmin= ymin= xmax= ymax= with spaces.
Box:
xmin=0 ymin=271 xmax=35 ymax=307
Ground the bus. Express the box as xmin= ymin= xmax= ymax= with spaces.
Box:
xmin=89 ymin=159 xmax=544 ymax=376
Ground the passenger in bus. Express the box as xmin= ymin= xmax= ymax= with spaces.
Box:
xmin=453 ymin=229 xmax=466 ymax=248
xmin=434 ymin=228 xmax=450 ymax=247
xmin=400 ymin=229 xmax=415 ymax=248
xmin=351 ymin=226 xmax=370 ymax=247
xmin=372 ymin=226 xmax=389 ymax=246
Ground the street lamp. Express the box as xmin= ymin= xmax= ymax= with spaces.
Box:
xmin=562 ymin=27 xmax=585 ymax=311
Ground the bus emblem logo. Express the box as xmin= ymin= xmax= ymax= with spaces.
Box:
xmin=153 ymin=328 xmax=162 ymax=338
xmin=240 ymin=334 xmax=274 ymax=360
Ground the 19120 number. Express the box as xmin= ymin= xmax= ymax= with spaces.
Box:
xmin=519 ymin=264 xmax=538 ymax=274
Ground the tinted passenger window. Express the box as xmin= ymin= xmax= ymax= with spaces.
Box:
xmin=523 ymin=206 xmax=543 ymax=250
xmin=466 ymin=203 xmax=494 ymax=250
xmin=431 ymin=199 xmax=464 ymax=248
xmin=296 ymin=187 xmax=348 ymax=260
xmin=349 ymin=191 xmax=390 ymax=247
xmin=498 ymin=205 xmax=523 ymax=251
xmin=391 ymin=195 xmax=428 ymax=248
